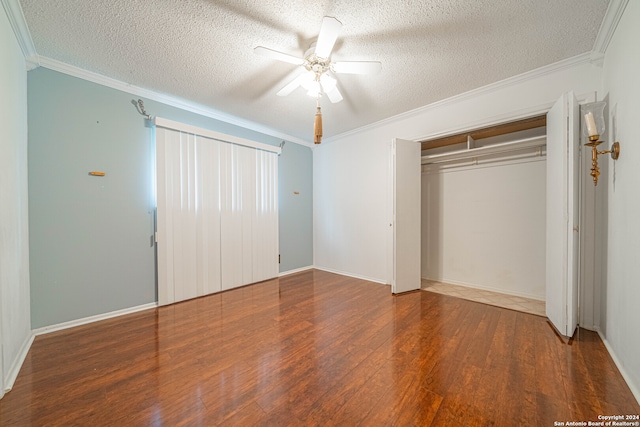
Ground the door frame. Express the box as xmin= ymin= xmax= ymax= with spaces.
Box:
xmin=398 ymin=94 xmax=596 ymax=327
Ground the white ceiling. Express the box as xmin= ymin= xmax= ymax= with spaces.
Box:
xmin=19 ymin=0 xmax=609 ymax=143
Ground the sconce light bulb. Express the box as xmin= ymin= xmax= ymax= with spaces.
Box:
xmin=584 ymin=112 xmax=598 ymax=138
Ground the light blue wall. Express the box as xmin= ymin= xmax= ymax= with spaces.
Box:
xmin=279 ymin=141 xmax=313 ymax=272
xmin=28 ymin=68 xmax=312 ymax=328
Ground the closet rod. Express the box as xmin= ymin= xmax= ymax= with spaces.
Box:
xmin=421 ymin=136 xmax=545 ymax=165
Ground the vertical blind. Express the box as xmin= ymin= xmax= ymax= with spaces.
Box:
xmin=155 ymin=118 xmax=279 ymax=306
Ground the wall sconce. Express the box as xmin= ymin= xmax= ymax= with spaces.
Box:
xmin=582 ymin=101 xmax=620 ymax=185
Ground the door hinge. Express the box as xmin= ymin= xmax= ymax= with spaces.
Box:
xmin=278 ymin=254 xmax=281 ymax=264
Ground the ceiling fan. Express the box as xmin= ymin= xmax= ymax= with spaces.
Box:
xmin=254 ymin=16 xmax=382 ymax=104
xmin=254 ymin=16 xmax=381 ymax=144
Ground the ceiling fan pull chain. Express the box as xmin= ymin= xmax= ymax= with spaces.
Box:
xmin=314 ymin=95 xmax=323 ymax=144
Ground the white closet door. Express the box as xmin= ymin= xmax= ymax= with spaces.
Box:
xmin=157 ymin=128 xmax=199 ymax=304
xmin=157 ymin=122 xmax=279 ymax=303
xmin=392 ymin=138 xmax=421 ymax=294
xmin=156 ymin=128 xmax=175 ymax=306
xmin=240 ymin=145 xmax=256 ymax=285
xmin=546 ymin=92 xmax=580 ymax=337
xmin=196 ymin=138 xmax=222 ymax=296
xmin=175 ymin=132 xmax=198 ymax=303
xmin=220 ymin=142 xmax=244 ymax=290
xmin=252 ymin=150 xmax=279 ymax=282
xmin=220 ymin=144 xmax=278 ymax=290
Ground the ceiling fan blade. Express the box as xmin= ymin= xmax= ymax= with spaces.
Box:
xmin=332 ymin=61 xmax=382 ymax=75
xmin=254 ymin=46 xmax=305 ymax=65
xmin=276 ymin=73 xmax=308 ymax=96
xmin=314 ymin=16 xmax=342 ymax=59
xmin=325 ymin=85 xmax=343 ymax=104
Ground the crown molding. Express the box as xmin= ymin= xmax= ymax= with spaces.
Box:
xmin=324 ymin=52 xmax=594 ymax=144
xmin=592 ymin=0 xmax=629 ymax=55
xmin=324 ymin=2 xmax=629 ymax=145
xmin=589 ymin=51 xmax=605 ymax=68
xmin=1 ymin=0 xmax=37 ymax=62
xmin=408 ymin=90 xmax=594 ymax=144
xmin=32 ymin=56 xmax=313 ymax=148
xmin=1 ymin=0 xmax=312 ymax=147
xmin=9 ymin=0 xmax=622 ymax=151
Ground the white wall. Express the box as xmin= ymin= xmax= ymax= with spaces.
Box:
xmin=0 ymin=4 xmax=31 ymax=396
xmin=314 ymin=58 xmax=601 ymax=284
xmin=599 ymin=0 xmax=640 ymax=401
xmin=422 ymin=153 xmax=546 ymax=299
xmin=313 ymin=136 xmax=390 ymax=283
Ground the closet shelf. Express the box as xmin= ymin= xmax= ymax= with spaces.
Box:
xmin=421 ymin=135 xmax=545 ymax=165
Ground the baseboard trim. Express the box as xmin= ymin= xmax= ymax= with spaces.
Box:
xmin=279 ymin=265 xmax=314 ymax=277
xmin=32 ymin=302 xmax=158 ymax=337
xmin=596 ymin=327 xmax=640 ymax=405
xmin=3 ymin=332 xmax=35 ymax=393
xmin=314 ymin=266 xmax=387 ymax=285
xmin=422 ymin=277 xmax=545 ymax=301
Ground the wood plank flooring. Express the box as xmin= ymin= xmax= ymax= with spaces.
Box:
xmin=1 ymin=269 xmax=638 ymax=426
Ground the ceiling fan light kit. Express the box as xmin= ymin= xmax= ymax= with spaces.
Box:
xmin=254 ymin=16 xmax=381 ymax=144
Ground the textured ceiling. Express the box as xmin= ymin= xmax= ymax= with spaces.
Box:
xmin=19 ymin=0 xmax=609 ymax=143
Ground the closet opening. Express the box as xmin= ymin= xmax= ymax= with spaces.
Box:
xmin=419 ymin=115 xmax=548 ymax=316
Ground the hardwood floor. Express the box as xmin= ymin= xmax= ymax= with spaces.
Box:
xmin=1 ymin=269 xmax=638 ymax=426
